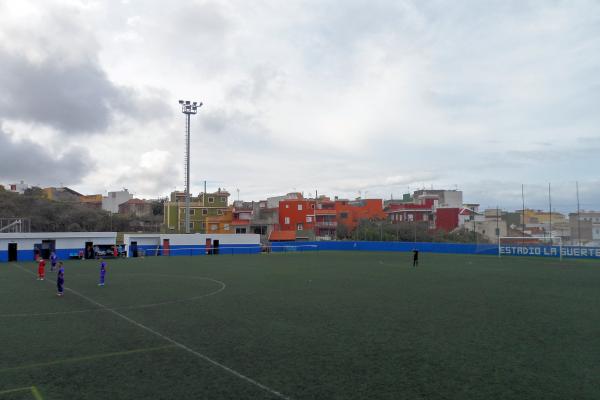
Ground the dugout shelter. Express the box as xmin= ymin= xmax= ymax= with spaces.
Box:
xmin=123 ymin=233 xmax=261 ymax=257
xmin=0 ymin=232 xmax=117 ymax=263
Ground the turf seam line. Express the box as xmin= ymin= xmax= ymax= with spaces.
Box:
xmin=0 ymin=274 xmax=226 ymax=318
xmin=13 ymin=263 xmax=292 ymax=400
xmin=0 ymin=345 xmax=177 ymax=373
xmin=0 ymin=386 xmax=31 ymax=395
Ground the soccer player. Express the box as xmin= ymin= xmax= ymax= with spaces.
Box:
xmin=412 ymin=249 xmax=419 ymax=267
xmin=98 ymin=259 xmax=107 ymax=286
xmin=50 ymin=252 xmax=58 ymax=272
xmin=37 ymin=258 xmax=46 ymax=280
xmin=56 ymin=262 xmax=65 ymax=296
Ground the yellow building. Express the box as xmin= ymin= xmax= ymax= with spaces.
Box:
xmin=164 ymin=189 xmax=232 ymax=233
xmin=520 ymin=209 xmax=567 ymax=225
xmin=80 ymin=194 xmax=103 ymax=208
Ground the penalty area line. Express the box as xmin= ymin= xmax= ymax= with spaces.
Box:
xmin=0 ymin=386 xmax=43 ymax=400
xmin=13 ymin=263 xmax=292 ymax=400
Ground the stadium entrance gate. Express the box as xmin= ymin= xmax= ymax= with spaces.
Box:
xmin=8 ymin=243 xmax=17 ymax=262
xmin=213 ymin=240 xmax=220 ymax=255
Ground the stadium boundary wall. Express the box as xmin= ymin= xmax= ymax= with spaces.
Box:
xmin=270 ymin=241 xmax=600 ymax=259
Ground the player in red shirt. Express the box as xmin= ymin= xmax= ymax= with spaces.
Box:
xmin=37 ymin=258 xmax=46 ymax=280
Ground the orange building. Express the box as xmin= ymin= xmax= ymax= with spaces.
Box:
xmin=278 ymin=198 xmax=316 ymax=235
xmin=205 ymin=207 xmax=234 ymax=234
xmin=278 ymin=196 xmax=385 ymax=239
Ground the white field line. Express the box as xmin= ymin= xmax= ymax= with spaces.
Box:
xmin=13 ymin=263 xmax=292 ymax=400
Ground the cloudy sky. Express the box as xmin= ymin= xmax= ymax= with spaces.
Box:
xmin=0 ymin=0 xmax=598 ymax=212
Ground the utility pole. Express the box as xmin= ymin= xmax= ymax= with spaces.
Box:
xmin=521 ymin=184 xmax=526 ymax=246
xmin=576 ymin=181 xmax=581 ymax=247
xmin=548 ymin=183 xmax=552 ymax=245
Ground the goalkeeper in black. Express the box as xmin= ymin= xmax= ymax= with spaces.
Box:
xmin=412 ymin=249 xmax=419 ymax=267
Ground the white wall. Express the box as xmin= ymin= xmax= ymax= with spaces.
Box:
xmin=442 ymin=191 xmax=463 ymax=208
xmin=0 ymin=232 xmax=116 ymax=250
xmin=123 ymin=233 xmax=260 ymax=248
xmin=123 ymin=235 xmax=161 ymax=246
xmin=102 ymin=190 xmax=133 ymax=213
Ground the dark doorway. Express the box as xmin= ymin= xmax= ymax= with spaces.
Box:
xmin=8 ymin=243 xmax=17 ymax=262
xmin=85 ymin=241 xmax=94 ymax=259
xmin=131 ymin=241 xmax=138 ymax=258
xmin=213 ymin=240 xmax=220 ymax=255
xmin=41 ymin=240 xmax=55 ymax=260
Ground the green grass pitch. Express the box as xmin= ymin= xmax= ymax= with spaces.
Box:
xmin=1 ymin=252 xmax=599 ymax=399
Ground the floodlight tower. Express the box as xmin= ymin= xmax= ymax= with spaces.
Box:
xmin=179 ymin=100 xmax=203 ymax=234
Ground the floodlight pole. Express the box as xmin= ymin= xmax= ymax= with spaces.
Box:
xmin=179 ymin=100 xmax=203 ymax=234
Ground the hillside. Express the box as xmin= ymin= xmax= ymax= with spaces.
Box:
xmin=0 ymin=187 xmax=161 ymax=232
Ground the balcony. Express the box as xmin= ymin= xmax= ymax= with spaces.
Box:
xmin=315 ymin=221 xmax=338 ymax=228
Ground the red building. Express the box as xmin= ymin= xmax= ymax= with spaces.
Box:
xmin=435 ymin=208 xmax=460 ymax=231
xmin=385 ymin=198 xmax=436 ymax=226
xmin=385 ymin=196 xmax=462 ymax=232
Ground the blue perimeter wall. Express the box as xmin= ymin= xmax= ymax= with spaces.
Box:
xmin=3 ymin=242 xmax=600 ymax=261
xmin=269 ymin=241 xmax=600 ymax=260
xmin=270 ymin=241 xmax=497 ymax=254
xmin=129 ymin=244 xmax=262 ymax=257
xmin=0 ymin=248 xmax=84 ymax=263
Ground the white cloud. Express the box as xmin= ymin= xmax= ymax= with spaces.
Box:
xmin=0 ymin=0 xmax=599 ymax=210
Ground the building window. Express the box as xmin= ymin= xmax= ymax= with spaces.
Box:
xmin=298 ymin=204 xmax=303 ymax=211
xmin=311 ymin=204 xmax=315 ymax=209
xmin=217 ymin=210 xmax=223 ymax=216
xmin=224 ymin=224 xmax=230 ymax=231
xmin=284 ymin=217 xmax=290 ymax=224
xmin=202 ymin=209 xmax=208 ymax=215
xmin=340 ymin=212 xmax=348 ymax=219
xmin=220 ymin=196 xmax=226 ymax=203
xmin=306 ymin=216 xmax=313 ymax=223
xmin=208 ymin=197 xmax=214 ymax=203
xmin=285 ymin=204 xmax=289 ymax=209
xmin=211 ymin=224 xmax=218 ymax=231
xmin=408 ymin=214 xmax=414 ymax=222
xmin=297 ymin=223 xmax=303 ymax=231
xmin=189 ymin=209 xmax=195 ymax=215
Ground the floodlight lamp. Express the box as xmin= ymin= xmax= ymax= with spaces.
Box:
xmin=185 ymin=101 xmax=190 ymax=105
xmin=179 ymin=100 xmax=184 ymax=104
